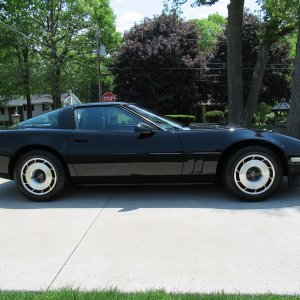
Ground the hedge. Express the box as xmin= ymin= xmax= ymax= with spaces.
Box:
xmin=165 ymin=115 xmax=196 ymax=125
xmin=205 ymin=110 xmax=224 ymax=123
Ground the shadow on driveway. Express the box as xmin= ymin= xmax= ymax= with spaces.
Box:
xmin=0 ymin=178 xmax=299 ymax=211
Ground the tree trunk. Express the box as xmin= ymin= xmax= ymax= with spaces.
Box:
xmin=287 ymin=24 xmax=300 ymax=138
xmin=227 ymin=0 xmax=245 ymax=126
xmin=49 ymin=3 xmax=61 ymax=109
xmin=22 ymin=47 xmax=32 ymax=119
xmin=50 ymin=40 xmax=62 ymax=109
xmin=245 ymin=43 xmax=271 ymax=128
xmin=51 ymin=61 xmax=62 ymax=109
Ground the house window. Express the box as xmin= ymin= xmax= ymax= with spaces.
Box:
xmin=42 ymin=104 xmax=52 ymax=111
xmin=23 ymin=105 xmax=36 ymax=112
xmin=0 ymin=107 xmax=4 ymax=115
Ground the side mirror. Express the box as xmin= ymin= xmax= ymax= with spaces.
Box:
xmin=134 ymin=122 xmax=154 ymax=135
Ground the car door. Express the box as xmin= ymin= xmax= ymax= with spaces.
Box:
xmin=69 ymin=105 xmax=183 ymax=179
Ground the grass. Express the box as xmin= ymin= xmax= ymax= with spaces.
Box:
xmin=0 ymin=290 xmax=299 ymax=300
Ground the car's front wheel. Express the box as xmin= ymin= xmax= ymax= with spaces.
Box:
xmin=223 ymin=146 xmax=283 ymax=201
xmin=14 ymin=150 xmax=65 ymax=201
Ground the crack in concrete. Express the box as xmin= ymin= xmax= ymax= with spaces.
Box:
xmin=46 ymin=192 xmax=113 ymax=290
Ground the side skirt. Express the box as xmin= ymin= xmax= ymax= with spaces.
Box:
xmin=71 ymin=174 xmax=217 ymax=185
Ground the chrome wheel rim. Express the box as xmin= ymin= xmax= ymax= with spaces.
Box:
xmin=20 ymin=158 xmax=57 ymax=195
xmin=234 ymin=154 xmax=275 ymax=195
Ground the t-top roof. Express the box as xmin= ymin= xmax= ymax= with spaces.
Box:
xmin=73 ymin=102 xmax=131 ymax=107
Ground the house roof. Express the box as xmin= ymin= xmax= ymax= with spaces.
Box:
xmin=1 ymin=93 xmax=69 ymax=107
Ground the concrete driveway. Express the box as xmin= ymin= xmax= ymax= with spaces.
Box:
xmin=0 ymin=178 xmax=300 ymax=295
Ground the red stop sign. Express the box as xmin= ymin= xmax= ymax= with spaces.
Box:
xmin=102 ymin=92 xmax=115 ymax=102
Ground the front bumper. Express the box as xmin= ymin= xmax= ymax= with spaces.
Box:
xmin=287 ymin=155 xmax=300 ymax=187
xmin=0 ymin=155 xmax=10 ymax=180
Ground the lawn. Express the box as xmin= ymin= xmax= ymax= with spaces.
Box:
xmin=0 ymin=290 xmax=299 ymax=300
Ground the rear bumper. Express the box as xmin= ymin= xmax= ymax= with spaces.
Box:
xmin=287 ymin=155 xmax=300 ymax=187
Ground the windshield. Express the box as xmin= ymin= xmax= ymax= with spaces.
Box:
xmin=128 ymin=105 xmax=184 ymax=131
xmin=14 ymin=109 xmax=61 ymax=129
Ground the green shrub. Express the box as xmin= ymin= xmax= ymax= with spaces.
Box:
xmin=253 ymin=113 xmax=259 ymax=124
xmin=255 ymin=102 xmax=272 ymax=125
xmin=263 ymin=112 xmax=275 ymax=126
xmin=264 ymin=112 xmax=275 ymax=126
xmin=205 ymin=110 xmax=224 ymax=123
xmin=165 ymin=115 xmax=196 ymax=125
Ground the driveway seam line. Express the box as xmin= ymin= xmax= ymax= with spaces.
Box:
xmin=46 ymin=192 xmax=113 ymax=290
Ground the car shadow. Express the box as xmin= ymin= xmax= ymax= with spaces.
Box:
xmin=0 ymin=178 xmax=299 ymax=211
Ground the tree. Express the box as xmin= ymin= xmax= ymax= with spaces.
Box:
xmin=0 ymin=48 xmax=22 ymax=103
xmin=192 ymin=13 xmax=226 ymax=51
xmin=60 ymin=55 xmax=117 ymax=103
xmin=27 ymin=0 xmax=119 ymax=108
xmin=112 ymin=14 xmax=208 ymax=114
xmin=0 ymin=0 xmax=120 ymax=110
xmin=0 ymin=0 xmax=40 ymax=118
xmin=226 ymin=0 xmax=244 ymax=125
xmin=287 ymin=15 xmax=300 ymax=138
xmin=168 ymin=0 xmax=299 ymax=127
xmin=166 ymin=0 xmax=246 ymax=124
xmin=201 ymin=12 xmax=292 ymax=107
xmin=289 ymin=32 xmax=298 ymax=58
xmin=244 ymin=0 xmax=300 ymax=127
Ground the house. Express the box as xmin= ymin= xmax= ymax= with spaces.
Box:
xmin=0 ymin=93 xmax=80 ymax=125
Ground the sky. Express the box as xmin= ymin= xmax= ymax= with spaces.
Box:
xmin=110 ymin=0 xmax=260 ymax=33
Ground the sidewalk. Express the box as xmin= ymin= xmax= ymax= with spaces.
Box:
xmin=0 ymin=178 xmax=300 ymax=294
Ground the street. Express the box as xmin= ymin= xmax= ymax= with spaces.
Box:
xmin=0 ymin=178 xmax=300 ymax=294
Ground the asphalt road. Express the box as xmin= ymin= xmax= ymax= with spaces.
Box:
xmin=0 ymin=178 xmax=300 ymax=294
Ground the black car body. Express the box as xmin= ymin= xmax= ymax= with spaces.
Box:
xmin=1 ymin=102 xmax=300 ymax=201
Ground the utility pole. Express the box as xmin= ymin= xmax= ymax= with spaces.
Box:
xmin=96 ymin=28 xmax=102 ymax=102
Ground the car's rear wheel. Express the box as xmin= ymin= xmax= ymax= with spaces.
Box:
xmin=14 ymin=150 xmax=65 ymax=201
xmin=223 ymin=146 xmax=282 ymax=201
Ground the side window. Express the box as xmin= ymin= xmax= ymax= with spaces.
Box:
xmin=17 ymin=109 xmax=60 ymax=128
xmin=75 ymin=106 xmax=141 ymax=131
xmin=106 ymin=107 xmax=139 ymax=127
xmin=75 ymin=108 xmax=102 ymax=130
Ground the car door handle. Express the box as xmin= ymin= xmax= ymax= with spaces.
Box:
xmin=73 ymin=137 xmax=88 ymax=142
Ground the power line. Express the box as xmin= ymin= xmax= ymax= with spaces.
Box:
xmin=0 ymin=19 xmax=96 ymax=72
xmin=206 ymin=62 xmax=292 ymax=66
xmin=0 ymin=20 xmax=293 ymax=74
xmin=109 ymin=66 xmax=293 ymax=71
xmin=0 ymin=62 xmax=292 ymax=68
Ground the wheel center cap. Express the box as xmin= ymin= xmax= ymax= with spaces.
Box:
xmin=33 ymin=170 xmax=46 ymax=183
xmin=246 ymin=167 xmax=261 ymax=182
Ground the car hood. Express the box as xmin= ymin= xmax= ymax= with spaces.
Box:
xmin=186 ymin=123 xmax=300 ymax=154
xmin=188 ymin=123 xmax=244 ymax=130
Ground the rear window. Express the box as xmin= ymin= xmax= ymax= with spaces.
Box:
xmin=17 ymin=109 xmax=61 ymax=129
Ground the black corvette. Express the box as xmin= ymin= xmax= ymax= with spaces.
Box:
xmin=1 ymin=102 xmax=300 ymax=201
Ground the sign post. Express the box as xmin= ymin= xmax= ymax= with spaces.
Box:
xmin=102 ymin=92 xmax=116 ymax=102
